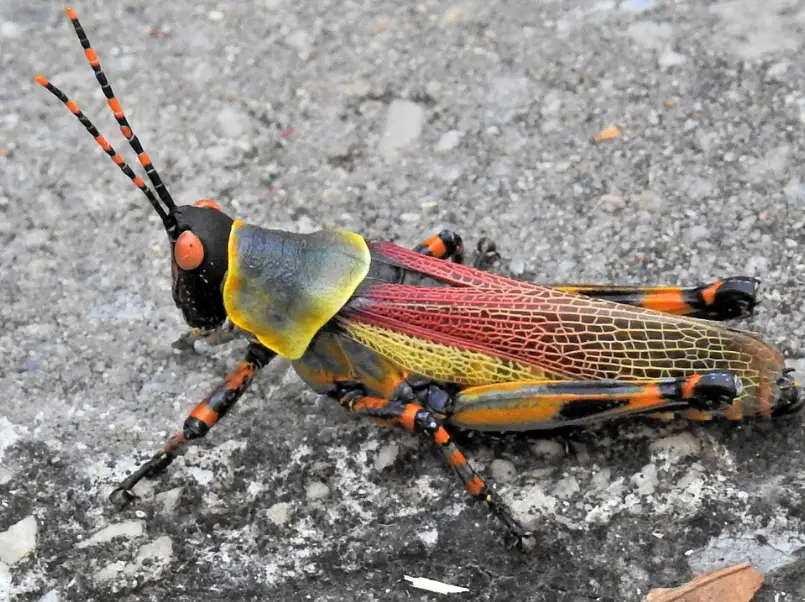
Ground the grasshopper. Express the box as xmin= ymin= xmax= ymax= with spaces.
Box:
xmin=37 ymin=8 xmax=802 ymax=548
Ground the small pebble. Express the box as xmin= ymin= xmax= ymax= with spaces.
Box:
xmin=378 ymin=101 xmax=425 ymax=160
xmin=322 ymin=188 xmax=343 ymax=204
xmin=649 ymin=432 xmax=700 ymax=461
xmin=440 ymin=6 xmax=461 ymax=26
xmin=626 ymin=21 xmax=673 ymax=50
xmin=76 ymin=521 xmax=145 ymax=549
xmin=490 ymin=459 xmax=517 ymax=483
xmin=154 ymin=487 xmax=182 ymax=513
xmin=531 ymin=440 xmax=564 ymax=460
xmin=39 ymin=590 xmax=60 ymax=602
xmin=631 ymin=463 xmax=659 ymax=496
xmin=215 ymin=106 xmax=252 ymax=138
xmin=509 ymin=254 xmax=525 ymax=276
xmin=684 ymin=224 xmax=710 ymax=244
xmin=285 ymin=30 xmax=313 ymax=59
xmin=591 ymin=468 xmax=611 ymax=490
xmin=541 ymin=90 xmax=562 ymax=116
xmin=633 ymin=190 xmax=662 ymax=211
xmin=598 ymin=193 xmax=626 ymax=212
xmin=659 ymin=50 xmax=686 ymax=69
xmin=417 ymin=529 xmax=439 ymax=548
xmin=552 ymin=476 xmax=580 ymax=499
xmin=622 ymin=0 xmax=655 ymax=10
xmin=374 ymin=443 xmax=399 ymax=471
xmin=266 ymin=502 xmax=293 ymax=526
xmin=766 ymin=62 xmax=789 ymax=80
xmin=0 ymin=21 xmax=22 ymax=39
xmin=435 ymin=130 xmax=462 ymax=152
xmin=134 ymin=536 xmax=173 ymax=574
xmin=306 ymin=482 xmax=330 ymax=501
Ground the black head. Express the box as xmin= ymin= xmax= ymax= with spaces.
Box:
xmin=37 ymin=8 xmax=235 ymax=330
xmin=171 ymin=201 xmax=234 ymax=328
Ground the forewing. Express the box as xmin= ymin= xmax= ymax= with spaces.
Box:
xmin=338 ymin=283 xmax=785 ymax=412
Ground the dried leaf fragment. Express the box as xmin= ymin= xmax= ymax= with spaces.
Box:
xmin=643 ymin=563 xmax=763 ymax=602
xmin=592 ymin=125 xmax=622 ymax=143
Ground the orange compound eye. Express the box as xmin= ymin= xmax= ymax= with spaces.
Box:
xmin=175 ymin=230 xmax=204 ymax=271
xmin=193 ymin=199 xmax=223 ymax=211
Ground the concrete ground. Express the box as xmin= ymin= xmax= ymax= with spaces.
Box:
xmin=3 ymin=0 xmax=805 ymax=600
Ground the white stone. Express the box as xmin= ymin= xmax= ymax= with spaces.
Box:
xmin=659 ymin=50 xmax=687 ymax=69
xmin=155 ymin=487 xmax=182 ymax=513
xmin=649 ymin=432 xmax=701 ymax=462
xmin=216 ymin=106 xmax=252 ymax=138
xmin=633 ymin=190 xmax=662 ymax=211
xmin=417 ymin=529 xmax=439 ymax=548
xmin=435 ymin=130 xmax=462 ymax=152
xmin=374 ymin=443 xmax=399 ymax=471
xmin=133 ymin=536 xmax=173 ymax=574
xmin=0 ymin=21 xmax=22 ymax=39
xmin=531 ymin=440 xmax=564 ymax=460
xmin=306 ymin=482 xmax=330 ymax=500
xmin=598 ymin=193 xmax=626 ymax=212
xmin=266 ymin=502 xmax=293 ymax=526
xmin=0 ymin=516 xmax=37 ymax=565
xmin=631 ymin=463 xmax=658 ymax=496
xmin=76 ymin=521 xmax=144 ymax=549
xmin=626 ymin=21 xmax=673 ymax=50
xmin=378 ymin=100 xmax=425 ymax=160
xmin=490 ymin=459 xmax=517 ymax=483
xmin=552 ymin=476 xmax=580 ymax=499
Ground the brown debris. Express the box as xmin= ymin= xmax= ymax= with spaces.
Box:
xmin=592 ymin=125 xmax=622 ymax=143
xmin=643 ymin=563 xmax=764 ymax=602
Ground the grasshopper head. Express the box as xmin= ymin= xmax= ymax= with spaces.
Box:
xmin=170 ymin=201 xmax=234 ymax=329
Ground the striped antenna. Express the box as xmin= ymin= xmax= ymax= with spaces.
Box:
xmin=65 ymin=7 xmax=177 ymax=210
xmin=35 ymin=74 xmax=173 ymax=227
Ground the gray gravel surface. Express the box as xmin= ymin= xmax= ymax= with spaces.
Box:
xmin=3 ymin=0 xmax=805 ymax=600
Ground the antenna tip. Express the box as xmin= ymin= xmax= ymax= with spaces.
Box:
xmin=65 ymin=7 xmax=77 ymax=20
xmin=34 ymin=75 xmax=49 ymax=86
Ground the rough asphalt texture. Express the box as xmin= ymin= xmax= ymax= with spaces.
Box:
xmin=3 ymin=0 xmax=805 ymax=600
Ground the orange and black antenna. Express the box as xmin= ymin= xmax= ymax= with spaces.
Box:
xmin=35 ymin=7 xmax=179 ymax=238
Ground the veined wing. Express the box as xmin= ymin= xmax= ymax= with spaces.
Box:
xmin=337 ymin=282 xmax=785 ymax=414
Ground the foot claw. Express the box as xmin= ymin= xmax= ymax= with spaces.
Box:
xmin=473 ymin=237 xmax=500 ymax=270
xmin=109 ymin=487 xmax=136 ymax=508
xmin=517 ymin=532 xmax=538 ymax=553
xmin=171 ymin=333 xmax=197 ymax=352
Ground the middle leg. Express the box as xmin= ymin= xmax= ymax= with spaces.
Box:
xmin=331 ymin=382 xmax=534 ymax=549
xmin=412 ymin=231 xmax=502 ymax=270
xmin=413 ymin=230 xmax=466 ymax=263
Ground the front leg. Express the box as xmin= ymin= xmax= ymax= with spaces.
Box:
xmin=171 ymin=318 xmax=245 ymax=351
xmin=109 ymin=341 xmax=276 ymax=506
xmin=332 ymin=383 xmax=534 ymax=549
